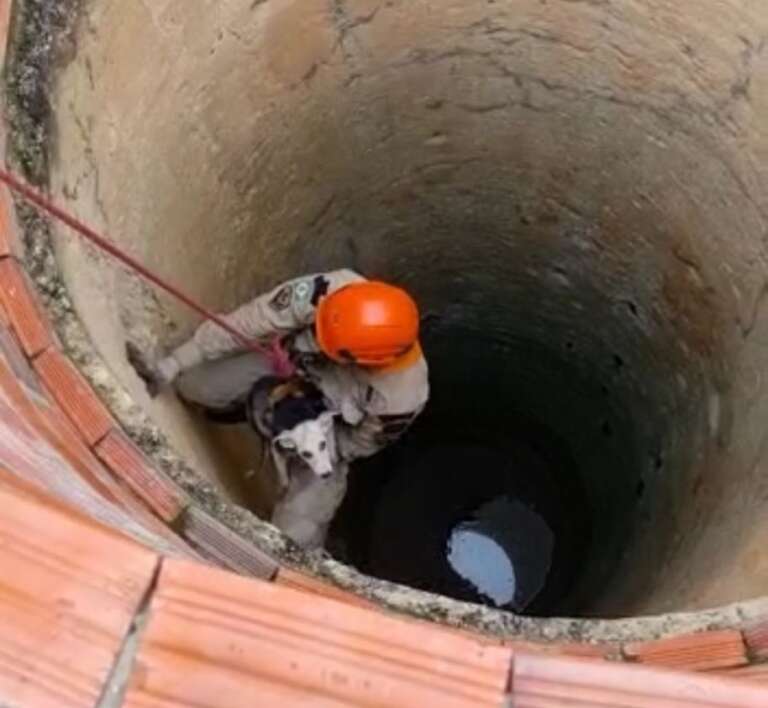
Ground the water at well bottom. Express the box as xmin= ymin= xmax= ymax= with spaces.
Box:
xmin=446 ymin=497 xmax=554 ymax=611
xmin=332 ymin=434 xmax=589 ymax=614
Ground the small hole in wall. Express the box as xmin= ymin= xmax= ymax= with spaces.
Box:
xmin=636 ymin=479 xmax=646 ymax=499
xmin=601 ymin=421 xmax=613 ymax=438
xmin=613 ymin=354 xmax=625 ymax=372
xmin=624 ymin=300 xmax=639 ymax=317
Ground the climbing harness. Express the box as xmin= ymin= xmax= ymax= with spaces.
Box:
xmin=0 ymin=167 xmax=295 ymax=378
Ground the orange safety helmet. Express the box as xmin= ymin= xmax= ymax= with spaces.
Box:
xmin=315 ymin=281 xmax=420 ymax=366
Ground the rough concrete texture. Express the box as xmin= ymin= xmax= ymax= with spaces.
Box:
xmin=7 ymin=0 xmax=768 ymax=638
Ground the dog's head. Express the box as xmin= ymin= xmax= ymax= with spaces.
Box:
xmin=249 ymin=377 xmax=337 ymax=479
xmin=273 ymin=410 xmax=336 ymax=478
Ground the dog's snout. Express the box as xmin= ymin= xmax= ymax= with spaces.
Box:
xmin=319 ymin=470 xmax=333 ymax=479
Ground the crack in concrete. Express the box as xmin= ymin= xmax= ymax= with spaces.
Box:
xmin=397 ymin=25 xmax=764 ymax=144
xmin=287 ymin=1 xmax=383 ymax=89
xmin=729 ymin=34 xmax=768 ymax=104
xmin=739 ymin=277 xmax=768 ymax=340
xmin=330 ymin=0 xmax=380 ymax=62
xmin=670 ymin=244 xmax=703 ymax=274
xmin=516 ymin=27 xmax=596 ymax=55
xmin=456 ymin=101 xmax=509 ymax=114
xmin=397 ymin=41 xmax=768 ymax=225
xmin=69 ymin=104 xmax=110 ymax=230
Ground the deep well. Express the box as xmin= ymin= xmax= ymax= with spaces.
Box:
xmin=6 ymin=0 xmax=768 ymax=637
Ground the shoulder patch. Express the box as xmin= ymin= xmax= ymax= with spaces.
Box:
xmin=293 ymin=280 xmax=312 ymax=306
xmin=269 ymin=284 xmax=293 ymax=312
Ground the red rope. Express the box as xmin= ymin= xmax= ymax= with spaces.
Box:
xmin=0 ymin=167 xmax=295 ymax=377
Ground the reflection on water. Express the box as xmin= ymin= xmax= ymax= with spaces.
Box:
xmin=446 ymin=497 xmax=554 ymax=611
xmin=448 ymin=528 xmax=517 ymax=606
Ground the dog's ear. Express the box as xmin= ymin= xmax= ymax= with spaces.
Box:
xmin=274 ymin=434 xmax=297 ymax=452
xmin=318 ymin=410 xmax=336 ymax=426
xmin=262 ymin=409 xmax=275 ymax=434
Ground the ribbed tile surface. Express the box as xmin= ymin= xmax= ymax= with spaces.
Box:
xmin=125 ymin=559 xmax=513 ymax=708
xmin=0 ymin=467 xmax=158 ymax=708
xmin=513 ymin=651 xmax=768 ymax=707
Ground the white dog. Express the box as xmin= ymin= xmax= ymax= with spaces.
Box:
xmin=248 ymin=377 xmax=348 ymax=549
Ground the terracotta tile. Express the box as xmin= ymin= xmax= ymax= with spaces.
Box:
xmin=276 ymin=567 xmax=377 ymax=609
xmin=0 ymin=350 xmax=111 ymax=495
xmin=125 ymin=559 xmax=513 ymax=708
xmin=0 ymin=350 xmax=121 ymax=504
xmin=181 ymin=505 xmax=279 ymax=580
xmin=37 ymin=404 xmax=128 ymax=502
xmin=0 ymin=257 xmax=53 ymax=356
xmin=0 ymin=466 xmax=189 ymax=561
xmin=0 ymin=341 xmax=48 ymax=422
xmin=0 ymin=0 xmax=12 ymax=73
xmin=95 ymin=430 xmax=189 ymax=523
xmin=0 ymin=434 xmax=193 ymax=557
xmin=127 ymin=661 xmax=362 ymax=708
xmin=718 ymin=663 xmax=768 ymax=683
xmin=37 ymin=408 xmax=194 ymax=556
xmin=0 ymin=404 xmax=50 ymax=478
xmin=744 ymin=622 xmax=768 ymax=661
xmin=0 ymin=183 xmax=21 ymax=258
xmin=513 ymin=650 xmax=768 ymax=707
xmin=0 ymin=322 xmax=44 ymax=394
xmin=34 ymin=347 xmax=114 ymax=445
xmin=0 ymin=465 xmax=159 ymax=708
xmin=0 ymin=364 xmax=68 ymax=486
xmin=502 ymin=636 xmax=617 ymax=660
xmin=556 ymin=641 xmax=617 ymax=660
xmin=0 ymin=379 xmax=188 ymax=557
xmin=0 ymin=294 xmax=9 ymax=327
xmin=623 ymin=629 xmax=748 ymax=672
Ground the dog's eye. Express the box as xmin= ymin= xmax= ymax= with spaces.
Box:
xmin=276 ymin=439 xmax=296 ymax=451
xmin=319 ymin=440 xmax=327 ymax=451
xmin=301 ymin=451 xmax=313 ymax=459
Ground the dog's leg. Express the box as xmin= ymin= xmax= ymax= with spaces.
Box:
xmin=272 ymin=462 xmax=349 ymax=550
xmin=272 ymin=445 xmax=290 ymax=495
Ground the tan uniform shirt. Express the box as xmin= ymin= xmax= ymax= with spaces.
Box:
xmin=168 ymin=270 xmax=429 ymax=461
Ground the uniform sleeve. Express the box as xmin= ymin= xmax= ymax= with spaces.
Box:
xmin=169 ymin=269 xmax=364 ymax=371
xmin=337 ymin=355 xmax=429 ymax=461
xmin=336 ymin=416 xmax=386 ymax=461
xmin=336 ymin=407 xmax=425 ymax=461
